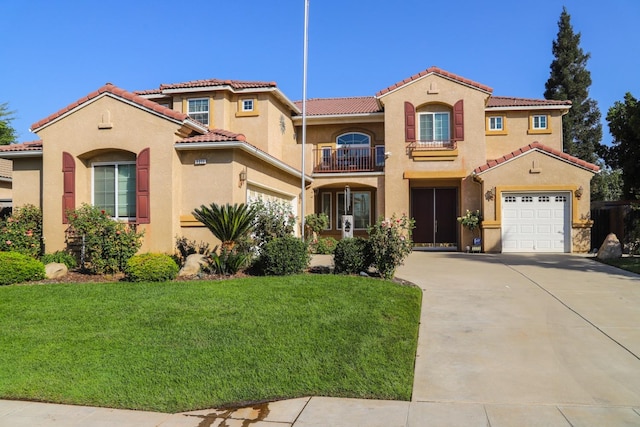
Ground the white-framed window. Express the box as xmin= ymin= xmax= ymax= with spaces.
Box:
xmin=187 ymin=98 xmax=209 ymax=125
xmin=92 ymin=162 xmax=136 ymax=219
xmin=419 ymin=112 xmax=450 ymax=141
xmin=321 ymin=192 xmax=332 ymax=230
xmin=241 ymin=99 xmax=254 ymax=112
xmin=532 ymin=115 xmax=547 ymax=130
xmin=489 ymin=116 xmax=503 ymax=131
xmin=337 ymin=191 xmax=371 ymax=230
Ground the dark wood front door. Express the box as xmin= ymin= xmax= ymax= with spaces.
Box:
xmin=411 ymin=188 xmax=457 ymax=247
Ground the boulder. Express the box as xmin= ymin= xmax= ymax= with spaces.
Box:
xmin=179 ymin=254 xmax=209 ymax=277
xmin=45 ymin=262 xmax=68 ymax=279
xmin=597 ymin=233 xmax=623 ymax=260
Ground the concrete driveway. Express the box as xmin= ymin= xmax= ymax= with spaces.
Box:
xmin=398 ymin=252 xmax=640 ymax=425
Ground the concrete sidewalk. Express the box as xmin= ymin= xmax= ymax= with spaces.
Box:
xmin=2 ymin=252 xmax=640 ymax=426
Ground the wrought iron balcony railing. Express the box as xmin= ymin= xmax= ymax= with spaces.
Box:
xmin=313 ymin=147 xmax=384 ymax=173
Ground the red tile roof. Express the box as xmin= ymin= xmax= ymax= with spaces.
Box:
xmin=135 ymin=79 xmax=277 ymax=95
xmin=293 ymin=97 xmax=382 ymax=116
xmin=474 ymin=142 xmax=600 ymax=174
xmin=0 ymin=140 xmax=43 ymax=153
xmin=30 ymin=84 xmax=198 ymax=132
xmin=487 ymin=96 xmax=572 ymax=108
xmin=178 ymin=129 xmax=246 ymax=143
xmin=376 ymin=66 xmax=493 ymax=97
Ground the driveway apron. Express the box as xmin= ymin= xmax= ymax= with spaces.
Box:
xmin=396 ymin=252 xmax=640 ymax=407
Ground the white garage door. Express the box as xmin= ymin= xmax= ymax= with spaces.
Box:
xmin=502 ymin=192 xmax=570 ymax=253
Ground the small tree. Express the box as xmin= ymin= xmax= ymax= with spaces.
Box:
xmin=606 ymin=92 xmax=640 ymax=199
xmin=193 ymin=203 xmax=256 ymax=250
xmin=304 ymin=213 xmax=329 ymax=241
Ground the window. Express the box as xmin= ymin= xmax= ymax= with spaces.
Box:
xmin=532 ymin=115 xmax=547 ymax=129
xmin=321 ymin=192 xmax=332 ymax=230
xmin=336 ymin=132 xmax=371 ymax=166
xmin=419 ymin=112 xmax=450 ymax=141
xmin=93 ymin=163 xmax=136 ymax=219
xmin=187 ymin=98 xmax=209 ymax=125
xmin=375 ymin=146 xmax=386 ymax=167
xmin=489 ymin=116 xmax=503 ymax=131
xmin=241 ymin=99 xmax=254 ymax=112
xmin=337 ymin=191 xmax=371 ymax=230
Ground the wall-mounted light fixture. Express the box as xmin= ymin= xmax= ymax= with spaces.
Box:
xmin=239 ymin=169 xmax=247 ymax=187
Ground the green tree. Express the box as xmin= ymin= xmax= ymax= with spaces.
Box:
xmin=590 ymin=165 xmax=623 ymax=202
xmin=606 ymin=92 xmax=640 ymax=199
xmin=0 ymin=102 xmax=17 ymax=145
xmin=544 ymin=7 xmax=603 ymax=164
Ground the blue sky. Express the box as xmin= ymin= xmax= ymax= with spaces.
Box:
xmin=1 ymin=0 xmax=638 ymax=145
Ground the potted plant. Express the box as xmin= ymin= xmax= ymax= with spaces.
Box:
xmin=457 ymin=209 xmax=482 ymax=252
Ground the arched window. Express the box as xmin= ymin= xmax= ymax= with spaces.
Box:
xmin=335 ymin=133 xmax=371 ymax=169
xmin=337 ymin=132 xmax=370 ymax=148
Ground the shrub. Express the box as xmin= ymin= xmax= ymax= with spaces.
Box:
xmin=41 ymin=251 xmax=78 ymax=269
xmin=125 ymin=253 xmax=179 ymax=282
xmin=309 ymin=236 xmax=337 ymax=254
xmin=333 ymin=237 xmax=371 ymax=275
xmin=0 ymin=204 xmax=43 ymax=258
xmin=0 ymin=251 xmax=46 ymax=285
xmin=174 ymin=235 xmax=211 ymax=266
xmin=258 ymin=235 xmax=309 ymax=276
xmin=210 ymin=248 xmax=250 ymax=275
xmin=368 ymin=213 xmax=415 ymax=280
xmin=66 ymin=204 xmax=144 ymax=274
xmin=304 ymin=213 xmax=329 ymax=240
xmin=252 ymin=199 xmax=296 ymax=247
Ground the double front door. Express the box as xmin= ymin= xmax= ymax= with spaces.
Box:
xmin=411 ymin=188 xmax=457 ymax=247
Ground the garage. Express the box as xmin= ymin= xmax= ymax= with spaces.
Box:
xmin=501 ymin=192 xmax=570 ymax=253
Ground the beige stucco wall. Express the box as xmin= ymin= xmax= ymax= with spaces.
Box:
xmin=378 ymin=74 xmax=490 ymax=249
xmin=477 ymin=150 xmax=595 ymax=253
xmin=485 ymin=110 xmax=565 ymax=160
xmin=36 ymin=95 xmax=185 ymax=254
xmin=9 ymin=157 xmax=42 ymax=209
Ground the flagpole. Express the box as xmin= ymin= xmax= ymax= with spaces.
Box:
xmin=301 ymin=0 xmax=309 ymax=239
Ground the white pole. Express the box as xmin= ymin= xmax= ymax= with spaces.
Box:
xmin=301 ymin=0 xmax=309 ymax=239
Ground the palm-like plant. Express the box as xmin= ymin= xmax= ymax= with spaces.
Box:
xmin=193 ymin=203 xmax=256 ymax=251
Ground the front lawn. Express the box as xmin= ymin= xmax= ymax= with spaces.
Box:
xmin=596 ymin=256 xmax=640 ymax=274
xmin=0 ymin=275 xmax=421 ymax=413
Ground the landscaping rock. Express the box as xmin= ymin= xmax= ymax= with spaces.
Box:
xmin=597 ymin=233 xmax=623 ymax=260
xmin=179 ymin=254 xmax=209 ymax=276
xmin=45 ymin=262 xmax=68 ymax=279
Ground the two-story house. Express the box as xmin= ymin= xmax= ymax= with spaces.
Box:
xmin=0 ymin=67 xmax=598 ymax=254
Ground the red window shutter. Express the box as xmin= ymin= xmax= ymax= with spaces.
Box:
xmin=404 ymin=101 xmax=416 ymax=142
xmin=62 ymin=152 xmax=75 ymax=224
xmin=453 ymin=99 xmax=464 ymax=141
xmin=136 ymin=148 xmax=150 ymax=224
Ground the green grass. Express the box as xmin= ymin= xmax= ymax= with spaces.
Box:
xmin=597 ymin=256 xmax=640 ymax=274
xmin=0 ymin=275 xmax=421 ymax=413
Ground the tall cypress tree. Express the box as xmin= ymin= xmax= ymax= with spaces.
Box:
xmin=544 ymin=7 xmax=602 ymax=164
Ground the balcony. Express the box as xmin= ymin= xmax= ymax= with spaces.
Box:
xmin=313 ymin=147 xmax=384 ymax=173
xmin=407 ymin=139 xmax=458 ymax=160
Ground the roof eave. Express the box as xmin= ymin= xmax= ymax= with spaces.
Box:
xmin=292 ymin=112 xmax=384 ymax=125
xmin=0 ymin=150 xmax=43 ymax=159
xmin=174 ymin=141 xmax=313 ymax=183
xmin=486 ymin=105 xmax=571 ymax=112
xmin=377 ymin=71 xmax=493 ymax=100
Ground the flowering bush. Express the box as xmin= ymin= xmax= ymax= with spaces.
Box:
xmin=457 ymin=209 xmax=482 ymax=238
xmin=66 ymin=204 xmax=144 ymax=274
xmin=0 ymin=204 xmax=42 ymax=258
xmin=367 ymin=213 xmax=415 ymax=280
xmin=251 ymin=199 xmax=296 ymax=247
